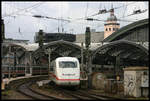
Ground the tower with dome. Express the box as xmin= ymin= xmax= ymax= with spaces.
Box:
xmin=104 ymin=7 xmax=120 ymax=39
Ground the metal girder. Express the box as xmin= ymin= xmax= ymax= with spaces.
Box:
xmin=97 ymin=47 xmax=112 ymax=54
xmin=126 ymin=50 xmax=145 ymax=60
xmin=92 ymin=40 xmax=148 ymax=66
xmin=132 ymin=54 xmax=144 ymax=60
xmin=111 ymin=49 xmax=125 ymax=57
xmin=60 ymin=50 xmax=72 ymax=56
xmin=45 ymin=47 xmax=57 ymax=54
xmin=106 ymin=46 xmax=124 ymax=57
xmin=32 ymin=41 xmax=82 ymax=64
xmin=2 ymin=43 xmax=26 ymax=57
xmin=121 ymin=52 xmax=133 ymax=59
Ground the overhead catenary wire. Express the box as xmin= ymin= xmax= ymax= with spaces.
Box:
xmin=85 ymin=2 xmax=89 ymax=19
xmin=61 ymin=2 xmax=64 ymax=33
xmin=74 ymin=2 xmax=135 ymax=21
xmin=46 ymin=2 xmax=136 ymax=33
xmin=122 ymin=3 xmax=127 ymax=18
xmin=3 ymin=2 xmax=148 ymax=41
xmin=2 ymin=2 xmax=44 ymax=18
xmin=118 ymin=2 xmax=148 ymax=19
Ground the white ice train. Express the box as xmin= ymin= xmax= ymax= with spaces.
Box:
xmin=49 ymin=57 xmax=80 ymax=86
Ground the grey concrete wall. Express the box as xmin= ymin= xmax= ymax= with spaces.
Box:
xmin=76 ymin=32 xmax=104 ymax=43
xmin=124 ymin=67 xmax=149 ymax=97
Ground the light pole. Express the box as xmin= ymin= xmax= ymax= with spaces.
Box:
xmin=8 ymin=46 xmax=11 ymax=79
xmin=25 ymin=51 xmax=27 ymax=76
xmin=81 ymin=42 xmax=84 ymax=74
xmin=13 ymin=48 xmax=17 ymax=77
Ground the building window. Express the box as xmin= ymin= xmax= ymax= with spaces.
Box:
xmin=109 ymin=28 xmax=111 ymax=31
xmin=113 ymin=28 xmax=115 ymax=31
xmin=106 ymin=28 xmax=108 ymax=31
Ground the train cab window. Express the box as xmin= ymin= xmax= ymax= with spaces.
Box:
xmin=59 ymin=61 xmax=77 ymax=68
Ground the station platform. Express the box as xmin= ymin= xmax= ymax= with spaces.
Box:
xmin=1 ymin=75 xmax=47 ymax=90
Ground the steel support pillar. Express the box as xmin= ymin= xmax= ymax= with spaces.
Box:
xmin=45 ymin=48 xmax=52 ymax=77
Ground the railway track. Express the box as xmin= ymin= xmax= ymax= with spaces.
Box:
xmin=47 ymin=85 xmax=89 ymax=100
xmin=49 ymin=84 xmax=116 ymax=100
xmin=17 ymin=81 xmax=62 ymax=100
xmin=13 ymin=79 xmax=124 ymax=100
xmin=84 ymin=89 xmax=126 ymax=100
xmin=59 ymin=88 xmax=94 ymax=100
xmin=62 ymin=89 xmax=112 ymax=100
xmin=77 ymin=90 xmax=122 ymax=100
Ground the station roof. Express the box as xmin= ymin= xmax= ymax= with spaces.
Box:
xmin=32 ymin=40 xmax=82 ymax=62
xmin=2 ymin=39 xmax=148 ymax=66
xmin=92 ymin=40 xmax=149 ymax=66
xmin=16 ymin=43 xmax=39 ymax=51
xmin=103 ymin=19 xmax=149 ymax=42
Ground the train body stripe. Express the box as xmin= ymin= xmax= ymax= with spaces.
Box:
xmin=49 ymin=73 xmax=80 ymax=81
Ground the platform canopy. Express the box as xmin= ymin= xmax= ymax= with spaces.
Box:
xmin=32 ymin=40 xmax=82 ymax=64
xmin=92 ymin=40 xmax=149 ymax=66
xmin=2 ymin=43 xmax=27 ymax=58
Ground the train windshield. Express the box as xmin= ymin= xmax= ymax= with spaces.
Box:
xmin=59 ymin=61 xmax=77 ymax=68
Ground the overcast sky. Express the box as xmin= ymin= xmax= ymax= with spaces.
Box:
xmin=1 ymin=1 xmax=149 ymax=43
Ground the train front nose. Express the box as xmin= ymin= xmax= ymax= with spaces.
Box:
xmin=56 ymin=79 xmax=80 ymax=86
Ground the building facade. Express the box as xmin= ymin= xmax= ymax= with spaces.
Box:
xmin=104 ymin=9 xmax=120 ymax=39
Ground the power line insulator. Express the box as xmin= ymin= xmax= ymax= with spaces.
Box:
xmin=86 ymin=18 xmax=94 ymax=21
xmin=33 ymin=15 xmax=44 ymax=18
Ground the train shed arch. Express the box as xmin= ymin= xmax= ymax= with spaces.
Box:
xmin=103 ymin=19 xmax=149 ymax=42
xmin=2 ymin=43 xmax=27 ymax=57
xmin=92 ymin=40 xmax=149 ymax=67
xmin=32 ymin=40 xmax=82 ymax=65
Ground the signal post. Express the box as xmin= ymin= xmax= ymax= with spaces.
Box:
xmin=85 ymin=27 xmax=92 ymax=88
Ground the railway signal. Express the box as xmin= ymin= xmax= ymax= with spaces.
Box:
xmin=85 ymin=27 xmax=92 ymax=88
xmin=85 ymin=27 xmax=91 ymax=49
xmin=38 ymin=30 xmax=44 ymax=48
